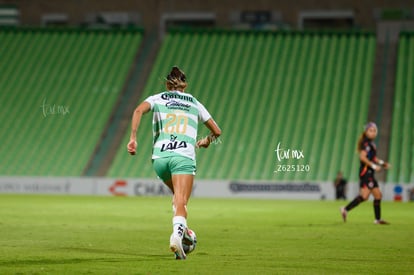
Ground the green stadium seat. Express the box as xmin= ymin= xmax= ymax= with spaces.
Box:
xmin=0 ymin=28 xmax=142 ymax=176
xmin=387 ymin=33 xmax=414 ymax=184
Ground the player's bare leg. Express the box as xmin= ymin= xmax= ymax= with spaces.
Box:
xmin=169 ymin=174 xmax=194 ymax=260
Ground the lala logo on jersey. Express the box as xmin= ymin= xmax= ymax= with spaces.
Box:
xmin=160 ymin=135 xmax=187 ymax=152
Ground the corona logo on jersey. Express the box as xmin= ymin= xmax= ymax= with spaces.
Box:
xmin=161 ymin=92 xmax=194 ymax=102
xmin=163 ymin=92 xmax=193 ymax=111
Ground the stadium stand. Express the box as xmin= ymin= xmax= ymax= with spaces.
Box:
xmin=387 ymin=32 xmax=414 ymax=184
xmin=0 ymin=28 xmax=142 ymax=176
xmin=0 ymin=4 xmax=20 ymax=26
xmin=107 ymin=30 xmax=376 ymax=182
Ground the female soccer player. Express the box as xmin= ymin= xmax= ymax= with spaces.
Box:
xmin=127 ymin=66 xmax=221 ymax=259
xmin=340 ymin=122 xmax=390 ymax=224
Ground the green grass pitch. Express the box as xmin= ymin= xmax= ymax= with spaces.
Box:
xmin=0 ymin=194 xmax=412 ymax=274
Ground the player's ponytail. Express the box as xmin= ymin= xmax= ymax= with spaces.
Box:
xmin=166 ymin=66 xmax=187 ymax=91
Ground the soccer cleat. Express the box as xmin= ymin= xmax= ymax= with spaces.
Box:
xmin=170 ymin=234 xmax=186 ymax=260
xmin=340 ymin=207 xmax=347 ymax=222
xmin=374 ymin=219 xmax=390 ymax=225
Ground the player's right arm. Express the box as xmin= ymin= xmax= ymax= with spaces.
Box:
xmin=127 ymin=101 xmax=151 ymax=155
xmin=196 ymin=118 xmax=221 ymax=148
xmin=192 ymin=99 xmax=221 ymax=148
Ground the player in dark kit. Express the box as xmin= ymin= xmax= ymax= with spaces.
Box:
xmin=340 ymin=122 xmax=391 ymax=224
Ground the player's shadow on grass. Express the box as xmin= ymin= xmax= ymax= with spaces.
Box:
xmin=62 ymin=246 xmax=171 ymax=261
xmin=0 ymin=258 xmax=111 ymax=267
xmin=277 ymin=222 xmax=346 ymax=228
xmin=0 ymin=255 xmax=170 ymax=268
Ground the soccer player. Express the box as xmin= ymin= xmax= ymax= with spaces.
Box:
xmin=340 ymin=122 xmax=390 ymax=224
xmin=334 ymin=171 xmax=347 ymax=200
xmin=127 ymin=66 xmax=221 ymax=259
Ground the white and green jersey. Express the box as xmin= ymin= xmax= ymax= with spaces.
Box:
xmin=145 ymin=90 xmax=212 ymax=161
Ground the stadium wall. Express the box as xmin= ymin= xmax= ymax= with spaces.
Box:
xmin=1 ymin=0 xmax=413 ymax=30
xmin=0 ymin=177 xmax=412 ymax=202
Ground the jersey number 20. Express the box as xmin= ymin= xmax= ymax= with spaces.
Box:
xmin=165 ymin=113 xmax=188 ymax=134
